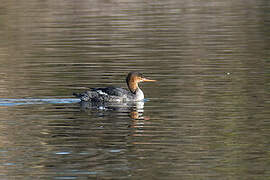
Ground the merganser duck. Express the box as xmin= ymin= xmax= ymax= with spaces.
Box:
xmin=73 ymin=72 xmax=156 ymax=102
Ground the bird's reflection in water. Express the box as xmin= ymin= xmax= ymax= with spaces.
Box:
xmin=78 ymin=100 xmax=149 ymax=120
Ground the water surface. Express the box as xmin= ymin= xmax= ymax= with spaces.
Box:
xmin=0 ymin=0 xmax=269 ymax=179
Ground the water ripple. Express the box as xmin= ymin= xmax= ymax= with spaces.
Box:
xmin=0 ymin=98 xmax=80 ymax=106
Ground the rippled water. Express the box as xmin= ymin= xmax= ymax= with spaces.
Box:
xmin=0 ymin=0 xmax=269 ymax=179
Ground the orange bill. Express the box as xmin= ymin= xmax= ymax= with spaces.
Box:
xmin=142 ymin=78 xmax=157 ymax=82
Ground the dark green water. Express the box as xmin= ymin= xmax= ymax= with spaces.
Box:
xmin=0 ymin=0 xmax=269 ymax=179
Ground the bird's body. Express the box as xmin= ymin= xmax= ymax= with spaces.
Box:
xmin=73 ymin=72 xmax=156 ymax=102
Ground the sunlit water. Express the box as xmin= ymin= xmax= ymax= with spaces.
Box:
xmin=0 ymin=0 xmax=269 ymax=179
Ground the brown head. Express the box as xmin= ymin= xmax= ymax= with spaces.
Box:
xmin=126 ymin=72 xmax=156 ymax=94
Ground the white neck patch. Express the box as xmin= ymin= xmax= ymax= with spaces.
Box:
xmin=135 ymin=87 xmax=144 ymax=101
